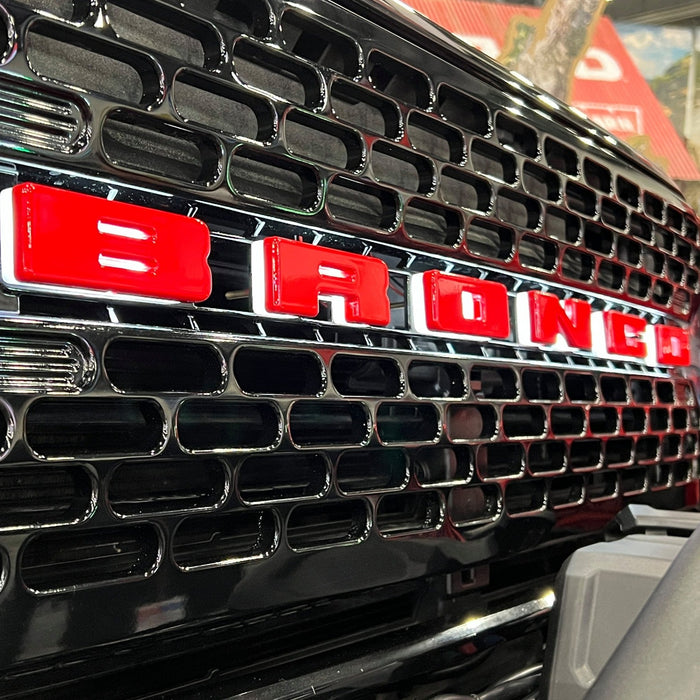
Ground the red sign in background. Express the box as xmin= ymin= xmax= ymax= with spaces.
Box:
xmin=408 ymin=0 xmax=700 ymax=181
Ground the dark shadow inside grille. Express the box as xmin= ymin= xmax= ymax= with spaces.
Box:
xmin=528 ymin=441 xmax=566 ymax=474
xmin=617 ymin=175 xmax=639 ymax=207
xmin=655 ymin=225 xmax=674 ymax=252
xmin=675 ymin=289 xmax=691 ymax=316
xmin=470 ymin=365 xmax=518 ymax=400
xmin=598 ymin=261 xmax=624 ymax=291
xmin=478 ymin=443 xmax=524 ymax=479
xmin=653 ymin=280 xmax=673 ymax=306
xmin=408 ymin=361 xmax=464 ymax=398
xmin=523 ymin=370 xmax=561 ymax=401
xmin=502 ymin=405 xmax=545 ymax=438
xmin=497 ymin=189 xmax=540 ymax=229
xmin=286 ymin=109 xmax=363 ymax=170
xmin=562 ymin=249 xmax=594 ymax=282
xmin=201 ymin=237 xmax=251 ymax=312
xmin=588 ymin=471 xmax=616 ymax=500
xmin=583 ymin=159 xmax=611 ymax=193
xmin=337 ymin=449 xmax=408 ymax=493
xmin=656 ymin=381 xmax=675 ymax=403
xmin=523 ymin=162 xmax=560 ymax=202
xmin=289 ymin=401 xmax=368 ymax=446
xmin=408 ymin=112 xmax=463 ymax=163
xmin=376 ymin=492 xmax=442 ymax=535
xmin=544 ymin=138 xmax=577 ymax=175
xmin=589 ymin=407 xmax=618 ymax=434
xmin=549 ymin=475 xmax=584 ymax=508
xmin=601 ymin=198 xmax=626 ymax=229
xmin=677 ymin=239 xmax=692 ymax=261
xmin=519 ymin=235 xmax=557 ymax=272
xmin=668 ymin=259 xmax=684 ymax=284
xmin=327 ymin=175 xmax=398 ymax=229
xmin=673 ymin=461 xmax=692 ymax=484
xmin=15 ymin=0 xmax=84 ymax=20
xmin=229 ymin=146 xmax=320 ymax=210
xmin=605 ymin=437 xmax=633 ymax=466
xmin=471 ymin=140 xmax=516 ymax=183
xmin=570 ymin=439 xmax=601 ymax=470
xmin=550 ymin=407 xmax=585 ymax=436
xmin=368 ymin=51 xmax=430 ymax=108
xmin=0 ymin=464 xmax=93 ymax=529
xmin=440 ymin=167 xmax=491 ymax=212
xmin=105 ymin=339 xmax=224 ymax=393
xmin=584 ymin=222 xmax=613 ymax=255
xmin=644 ymin=192 xmax=664 ymax=220
xmin=21 ymin=525 xmax=159 ymax=592
xmin=672 ymin=408 xmax=688 ymax=429
xmin=448 ymin=484 xmax=500 ymax=526
xmin=566 ymin=181 xmax=597 ymax=216
xmin=565 ymin=373 xmax=597 ymax=402
xmin=622 ymin=407 xmax=646 ymax=433
xmin=173 ymin=509 xmax=277 ymax=569
xmin=287 ymin=500 xmax=369 ymax=549
xmin=601 ymin=376 xmax=627 ymax=402
xmin=177 ymin=400 xmax=280 ymax=451
xmin=332 ymin=355 xmax=401 ymax=397
xmin=281 ymin=10 xmax=359 ymax=76
xmin=209 ymin=0 xmax=270 ymax=36
xmin=466 ymin=218 xmax=514 ymax=260
xmin=686 ymin=218 xmax=698 ymax=241
xmin=630 ymin=213 xmax=652 ymax=242
xmin=446 ymin=404 xmax=497 ymax=441
xmin=110 ymin=458 xmax=226 ymax=515
xmin=505 ymin=480 xmax=545 ymax=515
xmin=106 ymin=0 xmax=220 ymax=69
xmin=545 ymin=207 xmax=580 ymax=243
xmin=103 ymin=109 xmax=221 ymax=185
xmin=636 ymin=436 xmax=659 ymax=462
xmin=628 ymin=272 xmax=650 ymax=301
xmin=621 ymin=468 xmax=647 ymax=495
xmin=667 ymin=206 xmax=683 ymax=231
xmin=173 ymin=71 xmax=275 ymax=142
xmin=26 ymin=21 xmax=159 ymax=105
xmin=26 ymin=399 xmax=164 ymax=458
xmin=415 ymin=446 xmax=471 ymax=485
xmin=404 ymin=199 xmax=461 ymax=247
xmin=650 ymin=463 xmax=670 ymax=488
xmin=238 ymin=453 xmax=329 ymax=503
xmin=372 ymin=141 xmax=433 ymax=193
xmin=437 ymin=84 xmax=489 ymax=135
xmin=496 ymin=112 xmax=538 ymax=157
xmin=663 ymin=434 xmax=681 ymax=458
xmin=618 ymin=237 xmax=642 ymax=265
xmin=630 ymin=378 xmax=653 ymax=403
xmin=233 ymin=39 xmax=322 ymax=107
xmin=649 ymin=408 xmax=668 ymax=431
xmin=20 ymin=295 xmax=111 ymax=322
xmin=377 ymin=403 xmax=439 ymax=443
xmin=234 ymin=348 xmax=323 ymax=396
xmin=261 ymin=320 xmax=318 ymax=341
xmin=331 ymin=79 xmax=400 ymax=137
xmin=683 ymin=434 xmax=696 ymax=456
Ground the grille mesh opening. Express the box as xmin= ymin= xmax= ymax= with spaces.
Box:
xmin=21 ymin=525 xmax=160 ymax=593
xmin=332 ymin=355 xmax=401 ymax=397
xmin=528 ymin=441 xmax=566 ymax=474
xmin=327 ymin=174 xmax=398 ymax=230
xmin=524 ymin=162 xmax=560 ymax=201
xmin=617 ymin=175 xmax=639 ymax=207
xmin=584 ymin=159 xmax=611 ymax=193
xmin=471 ymin=140 xmax=516 ymax=183
xmin=415 ymin=446 xmax=471 ymax=485
xmin=566 ymin=181 xmax=597 ymax=216
xmin=404 ymin=199 xmax=461 ymax=247
xmin=589 ymin=407 xmax=618 ymax=434
xmin=105 ymin=339 xmax=224 ymax=393
xmin=562 ymin=249 xmax=594 ymax=282
xmin=570 ymin=439 xmax=601 ymax=470
xmin=545 ymin=138 xmax=577 ymax=175
xmin=605 ymin=437 xmax=633 ymax=466
xmin=289 ymin=401 xmax=369 ymax=446
xmin=109 ymin=458 xmax=227 ymax=516
xmin=408 ymin=112 xmax=463 ymax=163
xmin=447 ymin=404 xmax=497 ymax=441
xmin=408 ymin=361 xmax=464 ymax=398
xmin=372 ymin=141 xmax=434 ymax=193
xmin=287 ymin=500 xmax=369 ymax=550
xmin=601 ymin=376 xmax=627 ymax=402
xmin=25 ymin=398 xmax=165 ymax=458
xmin=505 ymin=480 xmax=545 ymax=515
xmin=466 ymin=218 xmax=514 ymax=260
xmin=437 ymin=84 xmax=489 ymax=134
xmin=177 ymin=399 xmax=280 ymax=451
xmin=550 ymin=407 xmax=585 ymax=436
xmin=448 ymin=484 xmax=500 ymax=526
xmin=367 ymin=50 xmax=430 ymax=108
xmin=519 ymin=235 xmax=557 ymax=272
xmin=210 ymin=0 xmax=270 ymax=36
xmin=336 ymin=449 xmax=409 ymax=493
xmin=549 ymin=475 xmax=584 ymax=508
xmin=173 ymin=509 xmax=278 ymax=570
xmin=502 ymin=405 xmax=545 ymax=438
xmin=496 ymin=112 xmax=538 ymax=157
xmin=440 ymin=167 xmax=491 ymax=212
xmin=478 ymin=443 xmax=524 ymax=479
xmin=234 ymin=348 xmax=323 ymax=396
xmin=588 ymin=471 xmax=617 ymax=500
xmin=377 ymin=403 xmax=439 ymax=443
xmin=331 ymin=78 xmax=400 ymax=137
xmin=376 ymin=491 xmax=442 ymax=535
xmin=238 ymin=453 xmax=329 ymax=503
xmin=565 ymin=373 xmax=597 ymax=402
xmin=497 ymin=189 xmax=540 ymax=229
xmin=622 ymin=407 xmax=646 ymax=433
xmin=470 ymin=365 xmax=518 ymax=400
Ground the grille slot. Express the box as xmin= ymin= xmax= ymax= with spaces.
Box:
xmin=371 ymin=141 xmax=434 ymax=193
xmin=376 ymin=491 xmax=442 ymax=536
xmin=470 ymin=365 xmax=518 ymax=400
xmin=404 ymin=198 xmax=461 ymax=247
xmin=570 ymin=439 xmax=601 ymax=470
xmin=408 ymin=112 xmax=463 ymax=163
xmin=287 ymin=500 xmax=369 ymax=550
xmin=367 ymin=50 xmax=430 ymax=108
xmin=238 ymin=453 xmax=329 ymax=503
xmin=415 ymin=446 xmax=472 ymax=485
xmin=505 ymin=480 xmax=545 ymax=515
xmin=522 ymin=371 xmax=561 ymax=402
xmin=21 ymin=524 xmax=160 ymax=593
xmin=173 ymin=509 xmax=278 ymax=570
xmin=478 ymin=443 xmax=524 ymax=479
xmin=440 ymin=167 xmax=491 ymax=212
xmin=565 ymin=373 xmax=597 ymax=402
xmin=562 ymin=249 xmax=594 ymax=282
xmin=336 ymin=449 xmax=409 ymax=493
xmin=105 ymin=339 xmax=224 ymax=394
xmin=289 ymin=401 xmax=369 ymax=447
xmin=550 ymin=407 xmax=585 ymax=436
xmin=209 ymin=0 xmax=270 ymax=36
xmin=177 ymin=399 xmax=280 ymax=452
xmin=496 ymin=112 xmax=538 ymax=158
xmin=173 ymin=71 xmax=276 ymax=142
xmin=549 ymin=475 xmax=584 ymax=509
xmin=502 ymin=405 xmax=546 ymax=438
xmin=0 ymin=464 xmax=94 ymax=530
xmin=331 ymin=355 xmax=401 ymax=397
xmin=589 ymin=407 xmax=618 ymax=434
xmin=327 ymin=174 xmax=398 ymax=230
xmin=566 ymin=181 xmax=597 ymax=216
xmin=622 ymin=407 xmax=646 ymax=432
xmin=529 ymin=441 xmax=566 ymax=474
xmin=466 ymin=218 xmax=514 ymax=260
xmin=601 ymin=376 xmax=627 ymax=402
xmin=546 ymin=207 xmax=581 ymax=244
xmin=106 ymin=0 xmax=221 ymax=69
xmin=584 ymin=159 xmax=611 ymax=193
xmin=471 ymin=140 xmax=516 ymax=183
xmin=15 ymin=0 xmax=79 ymax=20
xmin=621 ymin=468 xmax=648 ymax=495
xmin=228 ymin=145 xmax=320 ymax=211
xmin=330 ymin=78 xmax=400 ymax=137
xmin=448 ymin=484 xmax=501 ymax=526
xmin=102 ymin=109 xmax=222 ymax=185
xmin=524 ymin=162 xmax=560 ymax=201
xmin=519 ymin=235 xmax=557 ymax=272
xmin=408 ymin=361 xmax=464 ymax=398
xmin=631 ymin=378 xmax=653 ymax=403
xmin=26 ymin=21 xmax=160 ymax=106
xmin=0 ymin=76 xmax=85 ymax=154
xmin=25 ymin=398 xmax=165 ymax=459
xmin=108 ymin=458 xmax=227 ymax=516
xmin=376 ymin=403 xmax=439 ymax=443
xmin=497 ymin=189 xmax=540 ymax=229
xmin=437 ymin=84 xmax=489 ymax=135
xmin=588 ymin=471 xmax=617 ymax=500
xmin=545 ymin=137 xmax=578 ymax=175
xmin=605 ymin=437 xmax=633 ymax=466
xmin=446 ymin=404 xmax=497 ymax=441
xmin=234 ymin=347 xmax=323 ymax=396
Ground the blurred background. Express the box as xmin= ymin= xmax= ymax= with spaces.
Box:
xmin=407 ymin=0 xmax=700 ymax=208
